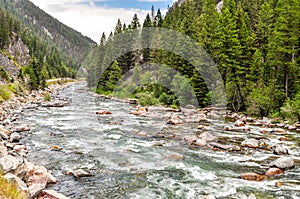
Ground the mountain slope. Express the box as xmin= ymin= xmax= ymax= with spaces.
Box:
xmin=0 ymin=0 xmax=96 ymax=68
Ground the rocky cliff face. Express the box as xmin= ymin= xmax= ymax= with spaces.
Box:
xmin=0 ymin=33 xmax=31 ymax=82
xmin=6 ymin=33 xmax=30 ymax=67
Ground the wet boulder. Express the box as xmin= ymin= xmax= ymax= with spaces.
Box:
xmin=24 ymin=161 xmax=55 ymax=198
xmin=269 ymin=157 xmax=295 ymax=170
xmin=240 ymin=173 xmax=265 ymax=181
xmin=209 ymin=142 xmax=234 ymax=150
xmin=129 ymin=107 xmax=149 ymax=116
xmin=193 ymin=138 xmax=207 ymax=147
xmin=273 ymin=144 xmax=289 ymax=155
xmin=265 ymin=168 xmax=284 ymax=176
xmin=287 ymin=125 xmax=297 ymax=131
xmin=234 ymin=119 xmax=245 ymax=127
xmin=66 ymin=169 xmax=92 ymax=178
xmin=241 ymin=139 xmax=259 ymax=148
xmin=167 ymin=116 xmax=183 ymax=125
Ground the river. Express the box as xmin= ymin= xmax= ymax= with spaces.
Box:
xmin=18 ymin=82 xmax=300 ymax=199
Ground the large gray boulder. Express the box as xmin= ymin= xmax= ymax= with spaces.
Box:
xmin=269 ymin=157 xmax=295 ymax=170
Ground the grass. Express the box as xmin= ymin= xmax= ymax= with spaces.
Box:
xmin=0 ymin=174 xmax=28 ymax=199
xmin=44 ymin=92 xmax=51 ymax=101
xmin=0 ymin=85 xmax=11 ymax=102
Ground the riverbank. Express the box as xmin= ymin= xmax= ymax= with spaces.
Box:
xmin=0 ymin=81 xmax=76 ymax=199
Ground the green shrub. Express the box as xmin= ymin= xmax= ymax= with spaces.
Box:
xmin=138 ymin=92 xmax=159 ymax=106
xmin=281 ymin=93 xmax=300 ymax=122
xmin=0 ymin=67 xmax=10 ymax=82
xmin=246 ymin=85 xmax=285 ymax=117
xmin=0 ymin=86 xmax=11 ymax=101
xmin=44 ymin=92 xmax=51 ymax=101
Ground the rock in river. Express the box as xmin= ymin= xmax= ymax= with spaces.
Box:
xmin=14 ymin=124 xmax=31 ymax=132
xmin=167 ymin=116 xmax=183 ymax=125
xmin=66 ymin=169 xmax=92 ymax=178
xmin=265 ymin=168 xmax=284 ymax=176
xmin=96 ymin=110 xmax=112 ymax=115
xmin=241 ymin=139 xmax=259 ymax=148
xmin=273 ymin=144 xmax=289 ymax=155
xmin=240 ymin=172 xmax=265 ymax=181
xmin=269 ymin=157 xmax=295 ymax=170
xmin=234 ymin=119 xmax=245 ymax=127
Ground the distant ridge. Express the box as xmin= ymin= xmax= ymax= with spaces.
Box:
xmin=0 ymin=0 xmax=96 ymax=68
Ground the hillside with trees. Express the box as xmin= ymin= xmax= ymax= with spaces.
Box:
xmin=86 ymin=0 xmax=300 ymax=122
xmin=0 ymin=0 xmax=96 ymax=70
xmin=0 ymin=2 xmax=93 ymax=102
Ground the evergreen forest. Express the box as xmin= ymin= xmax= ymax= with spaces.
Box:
xmin=85 ymin=0 xmax=300 ymax=122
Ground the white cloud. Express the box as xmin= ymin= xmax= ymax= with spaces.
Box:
xmin=138 ymin=0 xmax=167 ymax=2
xmin=29 ymin=0 xmax=149 ymax=43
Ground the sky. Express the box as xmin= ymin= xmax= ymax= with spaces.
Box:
xmin=29 ymin=0 xmax=176 ymax=43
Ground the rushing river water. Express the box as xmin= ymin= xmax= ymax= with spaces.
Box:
xmin=19 ymin=82 xmax=300 ymax=199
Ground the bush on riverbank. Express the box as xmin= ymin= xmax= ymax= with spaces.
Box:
xmin=0 ymin=85 xmax=11 ymax=102
xmin=0 ymin=174 xmax=27 ymax=199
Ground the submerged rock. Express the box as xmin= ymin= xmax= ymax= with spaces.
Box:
xmin=273 ymin=128 xmax=286 ymax=133
xmin=96 ymin=110 xmax=112 ymax=115
xmin=198 ymin=132 xmax=216 ymax=142
xmin=224 ymin=126 xmax=250 ymax=132
xmin=166 ymin=154 xmax=184 ymax=160
xmin=240 ymin=173 xmax=265 ymax=181
xmin=269 ymin=157 xmax=295 ymax=170
xmin=209 ymin=142 xmax=234 ymax=150
xmin=66 ymin=169 xmax=92 ymax=178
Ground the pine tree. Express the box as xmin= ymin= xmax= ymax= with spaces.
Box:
xmin=197 ymin=0 xmax=219 ymax=60
xmin=268 ymin=0 xmax=300 ymax=98
xmin=153 ymin=9 xmax=163 ymax=27
xmin=114 ymin=19 xmax=123 ymax=35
